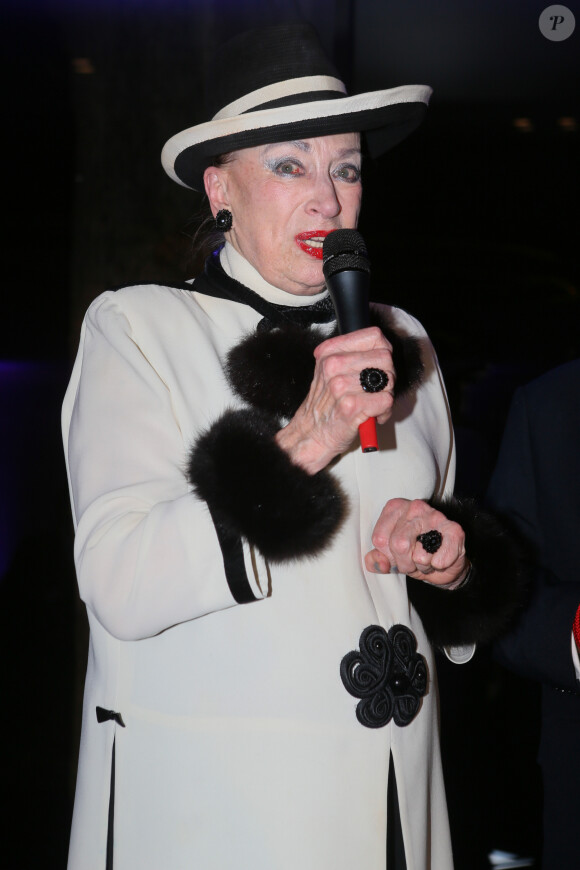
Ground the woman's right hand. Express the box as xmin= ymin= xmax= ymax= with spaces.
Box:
xmin=275 ymin=326 xmax=395 ymax=474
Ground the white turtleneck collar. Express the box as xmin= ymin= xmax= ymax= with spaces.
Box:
xmin=220 ymin=242 xmax=329 ymax=308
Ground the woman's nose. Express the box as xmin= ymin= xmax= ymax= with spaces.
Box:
xmin=305 ymin=174 xmax=341 ymax=218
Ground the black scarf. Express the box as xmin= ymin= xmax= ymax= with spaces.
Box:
xmin=194 ymin=250 xmax=336 ymax=328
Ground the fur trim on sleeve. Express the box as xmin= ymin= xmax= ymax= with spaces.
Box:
xmin=406 ymin=496 xmax=529 ymax=648
xmin=188 ymin=408 xmax=347 ymax=563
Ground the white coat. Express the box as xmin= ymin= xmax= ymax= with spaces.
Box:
xmin=62 ymin=245 xmax=471 ymax=870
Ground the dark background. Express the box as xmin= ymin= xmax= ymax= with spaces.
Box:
xmin=1 ymin=1 xmax=578 ymax=867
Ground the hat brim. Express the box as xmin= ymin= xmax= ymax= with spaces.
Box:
xmin=162 ymin=85 xmax=432 ymax=191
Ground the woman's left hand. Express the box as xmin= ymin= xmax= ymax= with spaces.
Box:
xmin=365 ymin=498 xmax=469 ymax=588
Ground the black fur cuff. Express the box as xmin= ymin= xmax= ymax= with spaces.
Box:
xmin=188 ymin=408 xmax=347 ymax=563
xmin=407 ymin=496 xmax=528 ymax=648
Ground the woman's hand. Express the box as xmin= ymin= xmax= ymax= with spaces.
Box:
xmin=275 ymin=326 xmax=395 ymax=474
xmin=365 ymin=498 xmax=469 ymax=589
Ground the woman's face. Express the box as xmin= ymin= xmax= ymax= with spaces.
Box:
xmin=205 ymin=133 xmax=362 ymax=296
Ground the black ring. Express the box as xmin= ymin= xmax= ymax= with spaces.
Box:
xmin=417 ymin=530 xmax=442 ymax=554
xmin=360 ymin=368 xmax=389 ymax=393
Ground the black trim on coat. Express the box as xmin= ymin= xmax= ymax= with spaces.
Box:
xmin=96 ymin=707 xmax=126 ymax=727
xmin=387 ymin=753 xmax=408 ymax=870
xmin=188 ymin=408 xmax=347 ymax=564
xmin=106 ymin=739 xmax=115 ymax=870
xmin=406 ymin=496 xmax=529 ymax=648
xmin=206 ymin=502 xmax=259 ymax=604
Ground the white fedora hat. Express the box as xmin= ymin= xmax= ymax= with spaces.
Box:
xmin=161 ymin=22 xmax=432 ymax=191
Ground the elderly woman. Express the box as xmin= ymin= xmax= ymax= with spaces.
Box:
xmin=62 ymin=22 xmax=521 ymax=870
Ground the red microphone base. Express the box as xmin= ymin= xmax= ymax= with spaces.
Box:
xmin=359 ymin=417 xmax=378 ymax=453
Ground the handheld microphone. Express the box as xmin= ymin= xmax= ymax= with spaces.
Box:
xmin=322 ymin=229 xmax=378 ymax=453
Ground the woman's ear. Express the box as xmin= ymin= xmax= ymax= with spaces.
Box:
xmin=204 ymin=167 xmax=229 ymax=218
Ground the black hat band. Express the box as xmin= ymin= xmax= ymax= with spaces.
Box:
xmin=213 ymin=75 xmax=347 ymax=120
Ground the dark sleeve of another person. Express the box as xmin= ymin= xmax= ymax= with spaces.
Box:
xmin=486 ymin=382 xmax=580 ymax=693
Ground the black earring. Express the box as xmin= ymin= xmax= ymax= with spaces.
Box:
xmin=215 ymin=209 xmax=233 ymax=232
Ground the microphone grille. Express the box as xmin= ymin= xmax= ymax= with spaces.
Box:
xmin=322 ymin=229 xmax=370 ymax=279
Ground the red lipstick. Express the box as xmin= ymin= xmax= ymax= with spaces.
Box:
xmin=295 ymin=230 xmax=331 ymax=259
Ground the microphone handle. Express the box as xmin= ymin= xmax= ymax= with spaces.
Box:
xmin=358 ymin=417 xmax=378 ymax=454
xmin=327 ymin=270 xmax=378 ymax=454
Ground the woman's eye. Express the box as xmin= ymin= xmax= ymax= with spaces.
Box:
xmin=334 ymin=164 xmax=361 ymax=183
xmin=275 ymin=160 xmax=302 ymax=176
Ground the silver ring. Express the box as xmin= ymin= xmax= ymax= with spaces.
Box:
xmin=360 ymin=367 xmax=389 ymax=393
